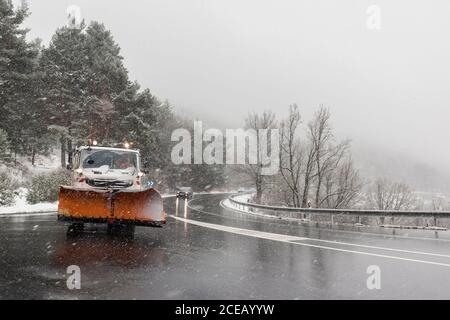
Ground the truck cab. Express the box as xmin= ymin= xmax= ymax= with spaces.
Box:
xmin=70 ymin=146 xmax=149 ymax=190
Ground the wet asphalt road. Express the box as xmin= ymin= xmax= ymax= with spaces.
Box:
xmin=1 ymin=193 xmax=450 ymax=299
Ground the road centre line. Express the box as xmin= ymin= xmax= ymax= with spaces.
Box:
xmin=170 ymin=215 xmax=450 ymax=268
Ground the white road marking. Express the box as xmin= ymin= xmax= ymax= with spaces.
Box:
xmin=172 ymin=214 xmax=307 ymax=242
xmin=178 ymin=209 xmax=450 ymax=258
xmin=299 ymin=237 xmax=450 ymax=258
xmin=171 ymin=215 xmax=450 ymax=268
xmin=199 ymin=199 xmax=450 ymax=257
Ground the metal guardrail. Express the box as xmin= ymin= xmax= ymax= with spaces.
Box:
xmin=228 ymin=194 xmax=450 ymax=229
xmin=229 ymin=195 xmax=450 ymax=218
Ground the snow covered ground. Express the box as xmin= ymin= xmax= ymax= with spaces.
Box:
xmin=22 ymin=153 xmax=61 ymax=174
xmin=0 ymin=152 xmax=62 ymax=215
xmin=0 ymin=188 xmax=57 ymax=215
xmin=221 ymin=193 xmax=253 ymax=213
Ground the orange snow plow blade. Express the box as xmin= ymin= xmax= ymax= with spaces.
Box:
xmin=57 ymin=186 xmax=166 ymax=227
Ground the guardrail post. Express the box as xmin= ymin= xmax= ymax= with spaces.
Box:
xmin=433 ymin=215 xmax=438 ymax=239
xmin=330 ymin=214 xmax=334 ymax=226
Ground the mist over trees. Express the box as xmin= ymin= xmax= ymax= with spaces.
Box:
xmin=366 ymin=178 xmax=415 ymax=210
xmin=232 ymin=111 xmax=278 ymax=204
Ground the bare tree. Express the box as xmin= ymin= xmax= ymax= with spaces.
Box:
xmin=278 ymin=104 xmax=317 ymax=208
xmin=279 ymin=104 xmax=303 ymax=207
xmin=277 ymin=104 xmax=360 ymax=209
xmin=432 ymin=196 xmax=450 ymax=211
xmin=299 ymin=142 xmax=316 ymax=208
xmin=308 ymin=106 xmax=350 ymax=207
xmin=321 ymin=158 xmax=362 ymax=208
xmin=367 ymin=178 xmax=414 ymax=210
xmin=236 ymin=110 xmax=277 ymax=204
xmin=245 ymin=104 xmax=360 ymax=209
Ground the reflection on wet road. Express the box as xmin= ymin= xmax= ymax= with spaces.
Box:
xmin=0 ymin=193 xmax=450 ymax=299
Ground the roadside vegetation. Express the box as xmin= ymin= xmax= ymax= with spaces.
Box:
xmin=26 ymin=170 xmax=72 ymax=204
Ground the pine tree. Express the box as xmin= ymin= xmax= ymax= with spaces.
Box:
xmin=40 ymin=21 xmax=134 ymax=165
xmin=82 ymin=22 xmax=130 ymax=142
xmin=0 ymin=0 xmax=40 ymax=162
xmin=0 ymin=128 xmax=11 ymax=163
xmin=118 ymin=90 xmax=174 ymax=169
xmin=39 ymin=23 xmax=90 ymax=166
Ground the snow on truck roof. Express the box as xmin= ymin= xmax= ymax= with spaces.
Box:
xmin=77 ymin=146 xmax=140 ymax=153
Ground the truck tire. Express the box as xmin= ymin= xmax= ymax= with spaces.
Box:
xmin=67 ymin=222 xmax=84 ymax=233
xmin=123 ymin=224 xmax=135 ymax=238
xmin=107 ymin=223 xmax=114 ymax=235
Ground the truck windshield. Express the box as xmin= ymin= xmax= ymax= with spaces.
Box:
xmin=80 ymin=149 xmax=138 ymax=170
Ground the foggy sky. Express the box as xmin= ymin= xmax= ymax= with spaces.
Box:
xmin=21 ymin=0 xmax=450 ymax=172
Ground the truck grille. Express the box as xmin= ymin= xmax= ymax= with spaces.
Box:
xmin=85 ymin=179 xmax=133 ymax=189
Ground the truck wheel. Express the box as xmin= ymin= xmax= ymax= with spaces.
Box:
xmin=107 ymin=223 xmax=114 ymax=235
xmin=123 ymin=225 xmax=135 ymax=238
xmin=68 ymin=223 xmax=84 ymax=233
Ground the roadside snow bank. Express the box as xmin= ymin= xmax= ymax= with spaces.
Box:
xmin=0 ymin=193 xmax=57 ymax=215
xmin=221 ymin=193 xmax=254 ymax=213
xmin=0 ymin=203 xmax=58 ymax=215
xmin=232 ymin=193 xmax=253 ymax=203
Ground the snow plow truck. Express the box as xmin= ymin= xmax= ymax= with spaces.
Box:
xmin=57 ymin=145 xmax=166 ymax=234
